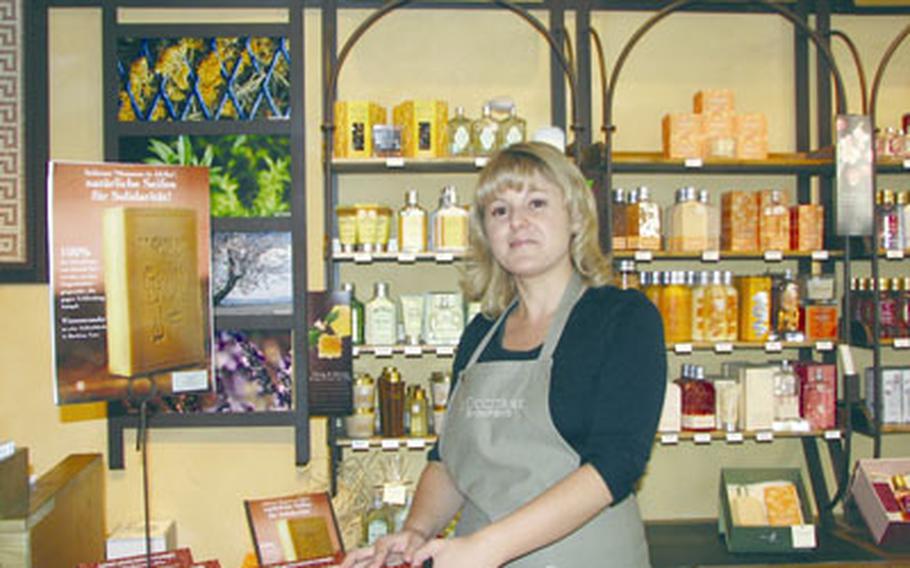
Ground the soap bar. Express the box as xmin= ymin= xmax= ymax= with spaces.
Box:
xmin=764 ymin=483 xmax=804 ymax=526
xmin=694 ymin=89 xmax=735 ymax=114
xmin=103 ymin=207 xmax=205 ymax=377
xmin=663 ymin=113 xmax=703 ymax=159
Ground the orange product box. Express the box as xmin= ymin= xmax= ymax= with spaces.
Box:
xmin=735 ymin=113 xmax=769 ymax=160
xmin=662 ymin=113 xmax=703 ymax=159
xmin=803 ymin=304 xmax=838 ymax=341
xmin=393 ymin=100 xmax=449 ymax=158
xmin=790 ymin=204 xmax=824 ymax=251
xmin=702 ymin=111 xmax=736 ymax=159
xmin=694 ymin=89 xmax=735 ymax=114
xmin=721 ymin=191 xmax=759 ymax=252
xmin=334 ymin=101 xmax=387 ymax=159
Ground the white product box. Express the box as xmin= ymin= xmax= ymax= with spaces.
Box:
xmin=658 ymin=382 xmax=681 ymax=433
xmin=739 ymin=367 xmax=775 ymax=432
xmin=106 ymin=520 xmax=176 ymax=559
xmin=865 ymin=367 xmax=903 ymax=424
xmin=903 ymin=369 xmax=910 ymax=425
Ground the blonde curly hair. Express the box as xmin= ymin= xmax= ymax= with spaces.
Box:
xmin=461 ymin=142 xmax=612 ymax=318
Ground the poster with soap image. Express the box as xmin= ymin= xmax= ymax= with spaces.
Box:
xmin=48 ymin=161 xmax=212 ymax=405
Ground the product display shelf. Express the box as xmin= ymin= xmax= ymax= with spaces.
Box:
xmin=353 ymin=344 xmax=457 ymax=358
xmin=614 ymin=249 xmax=841 ymax=262
xmin=335 ymin=435 xmax=438 ymax=449
xmin=611 ymin=150 xmax=833 ymax=175
xmin=112 ymin=117 xmax=292 ymax=138
xmin=657 ymin=428 xmax=843 ymax=445
xmin=331 ymin=156 xmax=490 ymax=174
xmin=666 ymin=340 xmax=837 ymax=355
xmin=850 ymin=403 xmax=910 ymax=438
xmin=332 ymin=250 xmax=466 ymax=264
xmin=876 ymin=157 xmax=910 ymax=175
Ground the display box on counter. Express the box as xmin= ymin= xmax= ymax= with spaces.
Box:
xmin=849 ymin=458 xmax=910 ymax=549
xmin=662 ymin=113 xmax=703 ymax=159
xmin=393 ymin=100 xmax=448 ymax=158
xmin=719 ymin=468 xmax=816 ymax=554
xmin=334 ymin=101 xmax=387 ymax=159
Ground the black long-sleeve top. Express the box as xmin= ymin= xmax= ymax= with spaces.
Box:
xmin=428 ymin=285 xmax=667 ymax=504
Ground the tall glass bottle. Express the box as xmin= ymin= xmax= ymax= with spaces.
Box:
xmin=721 ymin=271 xmax=739 ymax=342
xmin=668 ymin=186 xmax=708 ymax=252
xmin=678 ymin=364 xmax=716 ymax=432
xmin=471 ymin=104 xmax=500 ymax=157
xmin=447 ymin=106 xmax=472 ymax=157
xmin=498 ymin=106 xmax=527 ymax=148
xmin=431 ymin=186 xmax=469 ymax=252
xmin=699 ymin=189 xmax=721 ymax=251
xmin=341 ymin=282 xmax=365 ymax=345
xmin=625 ymin=188 xmax=640 ymax=250
xmin=691 ymin=271 xmax=711 ymax=342
xmin=398 ymin=189 xmax=427 ymax=253
xmin=759 ymin=189 xmax=790 ymax=251
xmin=879 ymin=189 xmax=903 ymax=251
xmin=611 ymin=188 xmax=627 ymax=251
xmin=365 ymin=282 xmax=398 ymax=346
xmin=771 ymin=269 xmax=803 ymax=342
xmin=772 ymin=361 xmax=801 ymax=427
xmin=662 ymin=271 xmax=693 ymax=344
xmin=363 ymin=487 xmax=392 ymax=545
xmin=635 ymin=186 xmax=662 ymax=251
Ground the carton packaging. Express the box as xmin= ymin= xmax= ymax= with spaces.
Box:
xmin=662 ymin=113 xmax=703 ymax=159
xmin=722 ymin=191 xmax=759 ymax=252
xmin=734 ymin=113 xmax=769 ymax=160
xmin=334 ymin=101 xmax=387 ymax=158
xmin=849 ymin=459 xmax=910 ymax=548
xmin=694 ymin=89 xmax=735 ymax=114
xmin=393 ymin=100 xmax=448 ymax=158
xmin=790 ymin=204 xmax=825 ymax=251
xmin=865 ymin=367 xmax=904 ymax=424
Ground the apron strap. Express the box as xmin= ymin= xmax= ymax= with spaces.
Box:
xmin=464 ymin=298 xmax=517 ymax=369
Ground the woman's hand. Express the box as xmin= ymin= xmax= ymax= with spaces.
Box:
xmin=339 ymin=528 xmax=429 ymax=568
xmin=411 ymin=535 xmax=501 ymax=568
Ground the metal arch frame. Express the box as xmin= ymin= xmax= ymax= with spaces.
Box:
xmin=830 ymin=29 xmax=869 ymax=114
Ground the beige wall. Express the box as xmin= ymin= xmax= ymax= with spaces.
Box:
xmin=0 ymin=5 xmax=909 ymax=566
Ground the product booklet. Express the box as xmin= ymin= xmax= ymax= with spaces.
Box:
xmin=76 ymin=548 xmax=195 ymax=568
xmin=307 ymin=290 xmax=353 ymax=415
xmin=48 ymin=161 xmax=213 ymax=405
xmin=245 ymin=492 xmax=344 ymax=567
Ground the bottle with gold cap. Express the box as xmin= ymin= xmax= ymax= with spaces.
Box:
xmin=398 ymin=189 xmax=427 ymax=253
xmin=408 ymin=386 xmax=429 ymax=437
xmin=379 ymin=366 xmax=405 ymax=437
xmin=878 ymin=189 xmax=903 ymax=251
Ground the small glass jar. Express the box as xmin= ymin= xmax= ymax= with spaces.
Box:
xmin=352 ymin=373 xmax=375 ymax=412
xmin=345 ymin=408 xmax=376 ymax=439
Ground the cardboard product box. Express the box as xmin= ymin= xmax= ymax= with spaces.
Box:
xmin=333 ymin=101 xmax=387 ymax=159
xmin=849 ymin=459 xmax=910 ymax=549
xmin=721 ymin=191 xmax=759 ymax=252
xmin=793 ymin=362 xmax=837 ymax=430
xmin=865 ymin=367 xmax=904 ymax=424
xmin=720 ymin=467 xmax=816 ymax=553
xmin=701 ymin=111 xmax=736 ymax=159
xmin=393 ymin=100 xmax=448 ymax=158
xmin=790 ymin=204 xmax=825 ymax=251
xmin=738 ymin=366 xmax=775 ymax=431
xmin=662 ymin=113 xmax=703 ymax=159
xmin=694 ymin=89 xmax=735 ymax=114
xmin=803 ymin=304 xmax=839 ymax=342
xmin=734 ymin=113 xmax=769 ymax=160
xmin=106 ymin=520 xmax=177 ymax=559
xmin=658 ymin=381 xmax=681 ymax=433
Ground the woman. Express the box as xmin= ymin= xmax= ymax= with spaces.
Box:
xmin=342 ymin=141 xmax=666 ymax=568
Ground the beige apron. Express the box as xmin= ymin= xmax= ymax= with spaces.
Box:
xmin=440 ymin=273 xmax=650 ymax=567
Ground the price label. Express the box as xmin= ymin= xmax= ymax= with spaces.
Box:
xmin=403 ymin=345 xmax=422 ymax=357
xmin=764 ymin=250 xmax=783 ymax=262
xmin=381 ymin=439 xmax=401 ymax=451
xmin=474 ymin=157 xmax=489 ymax=168
xmin=674 ymin=343 xmax=693 ymax=354
xmin=693 ymin=433 xmax=712 ymax=444
xmin=791 ymin=525 xmax=817 ymax=549
xmin=714 ymin=342 xmax=734 ymax=354
xmin=331 ymin=238 xmax=342 ymax=254
xmin=824 ymin=430 xmax=842 ymax=440
xmin=397 ymin=252 xmax=416 ymax=263
xmin=351 ymin=440 xmax=370 ymax=451
xmin=436 ymin=346 xmax=455 ymax=357
xmin=406 ymin=438 xmax=427 ymax=449
xmin=684 ymin=158 xmax=703 ymax=168
xmin=383 ymin=483 xmax=408 ymax=505
xmin=701 ymin=250 xmax=720 ymax=262
xmin=172 ymin=370 xmax=209 ymax=393
xmin=352 ymin=346 xmax=361 ymax=357
xmin=435 ymin=252 xmax=455 ymax=263
xmin=353 ymin=252 xmax=373 ymax=264
xmin=374 ymin=346 xmax=394 ymax=358
xmin=385 ymin=157 xmax=405 ymax=168
xmin=660 ymin=433 xmax=679 ymax=445
xmin=894 ymin=337 xmax=910 ymax=349
xmin=815 ymin=341 xmax=834 ymax=352
xmin=886 ymin=249 xmax=905 ymax=260
xmin=726 ymin=432 xmax=744 ymax=444
xmin=756 ymin=431 xmax=774 ymax=443
xmin=811 ymin=250 xmax=830 ymax=261
xmin=765 ymin=341 xmax=783 ymax=353
xmin=634 ymin=250 xmax=653 ymax=262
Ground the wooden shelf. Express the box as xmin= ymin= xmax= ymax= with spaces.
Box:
xmin=614 ymin=249 xmax=839 ymax=262
xmin=851 ymin=403 xmax=910 ymax=437
xmin=668 ymin=340 xmax=836 ymax=354
xmin=876 ymin=157 xmax=910 ymax=174
xmin=335 ymin=435 xmax=438 ymax=449
xmin=332 ymin=250 xmax=465 ymax=264
xmin=332 ymin=156 xmax=487 ymax=173
xmin=611 ymin=151 xmax=832 ymax=174
xmin=656 ymin=429 xmax=843 ymax=445
xmin=353 ymin=344 xmax=456 ymax=358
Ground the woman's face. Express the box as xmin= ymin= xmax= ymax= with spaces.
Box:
xmin=482 ymin=173 xmax=574 ymax=280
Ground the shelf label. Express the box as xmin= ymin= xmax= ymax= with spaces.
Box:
xmin=824 ymin=430 xmax=842 ymax=440
xmin=353 ymin=252 xmax=373 ymax=264
xmin=385 ymin=157 xmax=405 ymax=168
xmin=701 ymin=250 xmax=720 ymax=262
xmin=815 ymin=341 xmax=834 ymax=352
xmin=886 ymin=249 xmax=905 ymax=260
xmin=352 ymin=346 xmax=361 ymax=357
xmin=435 ymin=346 xmax=455 ymax=357
xmin=684 ymin=158 xmax=703 ymax=168
xmin=172 ymin=370 xmax=208 ymax=393
xmin=435 ymin=252 xmax=455 ymax=263
xmin=714 ymin=342 xmax=734 ymax=354
xmin=474 ymin=157 xmax=489 ymax=168
xmin=397 ymin=252 xmax=416 ymax=263
xmin=763 ymin=250 xmax=783 ymax=262
xmin=894 ymin=337 xmax=910 ymax=349
xmin=381 ymin=439 xmax=401 ymax=450
xmin=351 ymin=440 xmax=370 ymax=451
xmin=374 ymin=346 xmax=393 ymax=358
xmin=811 ymin=250 xmax=830 ymax=261
xmin=726 ymin=432 xmax=744 ymax=444
xmin=756 ymin=431 xmax=774 ymax=443
xmin=903 ymin=159 xmax=910 ymax=170
xmin=693 ymin=433 xmax=712 ymax=444
xmin=674 ymin=343 xmax=693 ymax=354
xmin=660 ymin=433 xmax=679 ymax=445
xmin=406 ymin=438 xmax=427 ymax=449
xmin=791 ymin=525 xmax=817 ymax=549
xmin=764 ymin=341 xmax=783 ymax=353
xmin=403 ymin=345 xmax=422 ymax=357
xmin=634 ymin=250 xmax=653 ymax=262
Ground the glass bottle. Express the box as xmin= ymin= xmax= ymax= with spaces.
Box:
xmin=611 ymin=188 xmax=627 ymax=251
xmin=678 ymin=364 xmax=716 ymax=432
xmin=668 ymin=186 xmax=708 ymax=252
xmin=617 ymin=260 xmax=639 ymax=290
xmin=431 ymin=186 xmax=469 ymax=252
xmin=771 ymin=269 xmax=804 ymax=342
xmin=662 ymin=271 xmax=693 ymax=344
xmin=772 ymin=360 xmax=801 ymax=426
xmin=471 ymin=104 xmax=500 ymax=156
xmin=409 ymin=386 xmax=429 ymax=437
xmin=341 ymin=282 xmax=365 ymax=346
xmin=902 ymin=191 xmax=910 ymax=251
xmin=379 ymin=366 xmax=406 ymax=437
xmin=759 ymin=189 xmax=790 ymax=251
xmin=699 ymin=189 xmax=721 ymax=251
xmin=722 ymin=270 xmax=739 ymax=342
xmin=498 ymin=106 xmax=526 ymax=148
xmin=737 ymin=275 xmax=771 ymax=342
xmin=625 ymin=188 xmax=640 ymax=250
xmin=363 ymin=487 xmax=392 ymax=545
xmin=635 ymin=186 xmax=662 ymax=251
xmin=878 ymin=277 xmax=898 ymax=340
xmin=641 ymin=271 xmax=663 ymax=312
xmin=447 ymin=106 xmax=472 ymax=157
xmin=879 ymin=189 xmax=903 ymax=251
xmin=398 ymin=189 xmax=428 ymax=253
xmin=365 ymin=282 xmax=398 ymax=346
xmin=691 ymin=271 xmax=710 ymax=342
